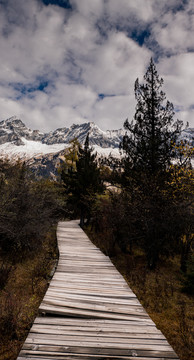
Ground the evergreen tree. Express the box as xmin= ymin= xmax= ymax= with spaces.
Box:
xmin=61 ymin=134 xmax=104 ymax=227
xmin=119 ymin=59 xmax=186 ymax=269
xmin=121 ymin=58 xmax=182 ymax=175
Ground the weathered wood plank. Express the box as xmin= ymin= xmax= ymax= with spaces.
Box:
xmin=18 ymin=354 xmax=177 ymax=360
xmin=39 ymin=304 xmax=152 ymax=322
xmin=30 ymin=326 xmax=166 ymax=339
xmin=41 ymin=291 xmax=141 ymax=305
xmin=21 ymin=343 xmax=179 ymax=358
xmin=34 ymin=317 xmax=157 ymax=328
xmin=41 ymin=296 xmax=146 ymax=314
xmin=25 ymin=333 xmax=169 ymax=345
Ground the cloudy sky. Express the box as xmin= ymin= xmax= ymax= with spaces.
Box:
xmin=0 ymin=0 xmax=194 ymax=132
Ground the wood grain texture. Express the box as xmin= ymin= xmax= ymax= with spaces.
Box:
xmin=17 ymin=220 xmax=179 ymax=359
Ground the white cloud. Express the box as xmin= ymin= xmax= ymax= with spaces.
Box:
xmin=92 ymin=94 xmax=135 ymax=130
xmin=105 ymin=0 xmax=154 ymax=23
xmin=0 ymin=97 xmax=22 ymax=120
xmin=81 ymin=32 xmax=151 ymax=94
xmin=0 ymin=0 xmax=193 ymax=132
xmin=152 ymin=8 xmax=194 ymax=54
xmin=71 ymin=0 xmax=104 ymax=19
xmin=0 ymin=2 xmax=67 ymax=83
xmin=158 ymin=53 xmax=194 ymax=125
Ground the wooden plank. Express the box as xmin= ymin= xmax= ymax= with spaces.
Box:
xmin=41 ymin=291 xmax=141 ymax=305
xmin=34 ymin=317 xmax=157 ymax=328
xmin=25 ymin=331 xmax=168 ymax=344
xmin=30 ymin=326 xmax=166 ymax=339
xmin=47 ymin=284 xmax=136 ymax=296
xmin=39 ymin=304 xmax=152 ymax=322
xmin=41 ymin=297 xmax=146 ymax=316
xmin=48 ymin=286 xmax=136 ymax=298
xmin=42 ymin=296 xmax=141 ymax=309
xmin=22 ymin=344 xmax=179 ymax=358
xmin=18 ymin=353 xmax=177 ymax=360
xmin=23 ymin=341 xmax=175 ymax=354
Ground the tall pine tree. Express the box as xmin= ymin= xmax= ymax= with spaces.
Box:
xmin=121 ymin=58 xmax=182 ymax=175
xmin=119 ymin=59 xmax=184 ymax=269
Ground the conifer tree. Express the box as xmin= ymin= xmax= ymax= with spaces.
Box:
xmin=119 ymin=59 xmax=184 ymax=269
xmin=61 ymin=134 xmax=104 ymax=227
xmin=121 ymin=58 xmax=182 ymax=175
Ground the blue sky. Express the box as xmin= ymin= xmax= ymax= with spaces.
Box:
xmin=0 ymin=0 xmax=194 ymax=131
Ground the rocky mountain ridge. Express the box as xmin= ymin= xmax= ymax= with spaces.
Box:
xmin=0 ymin=116 xmax=124 ymax=148
xmin=1 ymin=116 xmax=193 ymax=149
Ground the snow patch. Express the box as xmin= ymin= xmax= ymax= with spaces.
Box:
xmin=0 ymin=138 xmax=68 ymax=159
xmin=93 ymin=145 xmax=120 ymax=157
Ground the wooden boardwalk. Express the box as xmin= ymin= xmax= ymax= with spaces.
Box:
xmin=18 ymin=220 xmax=179 ymax=360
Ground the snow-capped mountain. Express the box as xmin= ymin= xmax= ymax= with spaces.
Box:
xmin=0 ymin=116 xmax=124 ymax=150
xmin=0 ymin=116 xmax=44 ymax=145
xmin=0 ymin=117 xmax=123 ymax=176
xmin=0 ymin=116 xmax=193 ymax=178
xmin=42 ymin=122 xmax=123 ymax=147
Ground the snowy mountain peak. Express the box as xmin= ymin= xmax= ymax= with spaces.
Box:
xmin=0 ymin=117 xmax=44 ymax=145
xmin=0 ymin=116 xmax=24 ymax=128
xmin=3 ymin=115 xmax=20 ymax=122
xmin=0 ymin=117 xmax=123 ymax=149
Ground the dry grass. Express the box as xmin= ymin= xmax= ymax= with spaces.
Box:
xmin=0 ymin=229 xmax=58 ymax=360
xmin=86 ymin=228 xmax=194 ymax=360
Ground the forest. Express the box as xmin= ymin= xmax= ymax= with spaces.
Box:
xmin=0 ymin=59 xmax=193 ymax=360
